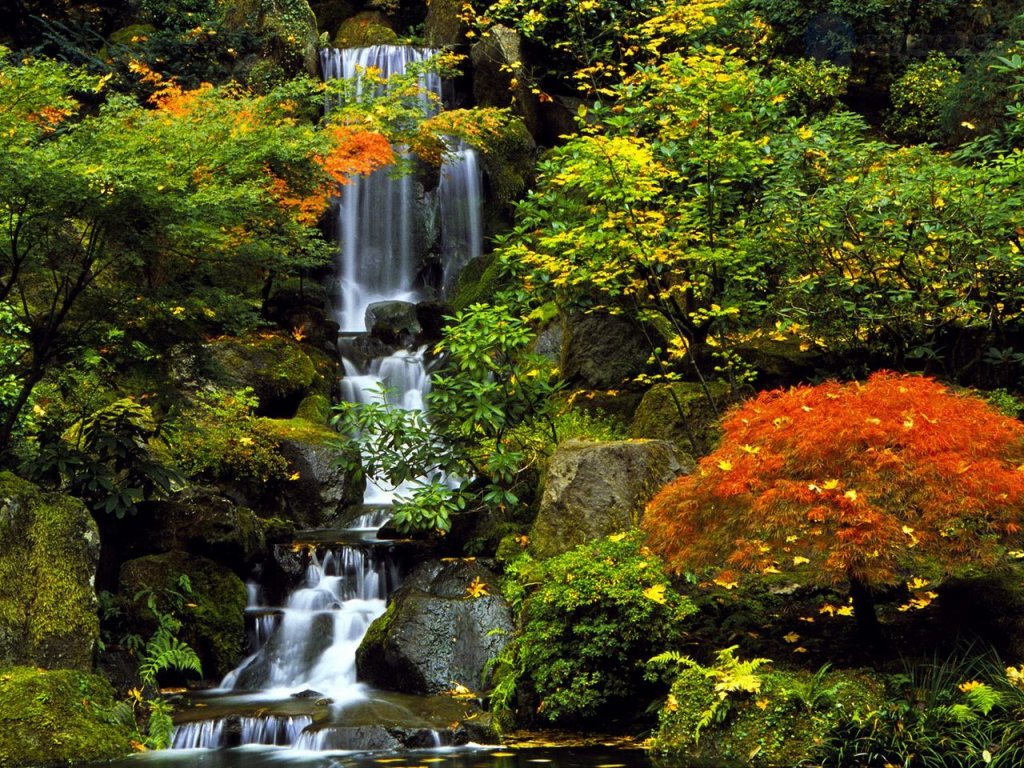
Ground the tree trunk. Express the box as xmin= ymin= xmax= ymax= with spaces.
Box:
xmin=849 ymin=575 xmax=883 ymax=645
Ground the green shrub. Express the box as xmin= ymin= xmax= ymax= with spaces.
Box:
xmin=492 ymin=532 xmax=696 ymax=726
xmin=887 ymin=53 xmax=962 ymax=144
xmin=168 ymin=387 xmax=288 ymax=483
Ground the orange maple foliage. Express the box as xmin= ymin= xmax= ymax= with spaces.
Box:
xmin=269 ymin=126 xmax=393 ymax=226
xmin=644 ymin=371 xmax=1024 ymax=601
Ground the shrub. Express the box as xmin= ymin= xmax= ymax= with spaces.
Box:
xmin=887 ymin=53 xmax=962 ymax=144
xmin=644 ymin=371 xmax=1024 ymax=639
xmin=492 ymin=532 xmax=697 ymax=725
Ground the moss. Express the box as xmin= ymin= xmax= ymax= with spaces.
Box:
xmin=206 ymin=332 xmax=318 ymax=414
xmin=0 ymin=666 xmax=133 ymax=767
xmin=628 ymin=381 xmax=733 ymax=455
xmin=479 ymin=118 xmax=536 ymax=212
xmin=295 ymin=393 xmax=332 ymax=424
xmin=223 ymin=0 xmax=320 ymax=75
xmin=448 ymin=254 xmax=510 ymax=314
xmin=0 ymin=473 xmax=100 ymax=671
xmin=334 ymin=11 xmax=399 ymax=47
xmin=360 ymin=599 xmax=397 ymax=653
xmin=653 ymin=664 xmax=886 ymax=766
xmin=258 ymin=415 xmax=337 ymax=444
xmin=119 ymin=552 xmax=247 ymax=678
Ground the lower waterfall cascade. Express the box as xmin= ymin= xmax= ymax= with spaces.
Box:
xmin=165 ymin=44 xmax=487 ymax=755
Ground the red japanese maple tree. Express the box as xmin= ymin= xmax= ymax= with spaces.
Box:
xmin=643 ymin=371 xmax=1024 ymax=639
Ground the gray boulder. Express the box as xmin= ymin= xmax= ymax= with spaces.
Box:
xmin=561 ymin=312 xmax=652 ymax=389
xmin=530 ymin=439 xmax=688 ymax=559
xmin=366 ymin=301 xmax=422 ymax=347
xmin=471 ymin=25 xmax=539 ymax=136
xmin=357 ymin=560 xmax=514 ymax=694
xmin=0 ymin=473 xmax=100 ymax=671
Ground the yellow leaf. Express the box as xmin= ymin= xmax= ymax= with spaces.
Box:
xmin=907 ymin=577 xmax=930 ymax=590
xmin=465 ymin=577 xmax=489 ymax=599
xmin=643 ymin=584 xmax=667 ymax=604
xmin=836 ymin=605 xmax=854 ymax=617
xmin=717 ymin=460 xmax=733 ymax=472
xmin=823 ymin=479 xmax=839 ymax=490
xmin=740 ymin=444 xmax=760 ymax=455
xmin=289 ymin=471 xmax=301 ymax=481
xmin=793 ymin=556 xmax=810 ymax=566
xmin=793 ymin=646 xmax=808 ymax=653
xmin=755 ymin=698 xmax=770 ymax=710
xmin=844 ymin=489 xmax=858 ymax=501
xmin=783 ymin=632 xmax=800 ymax=643
xmin=713 ymin=576 xmax=739 ymax=590
xmin=608 ymin=532 xmax=627 ymax=542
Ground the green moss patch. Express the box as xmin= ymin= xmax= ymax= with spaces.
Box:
xmin=0 ymin=666 xmax=133 ymax=767
xmin=0 ymin=473 xmax=100 ymax=671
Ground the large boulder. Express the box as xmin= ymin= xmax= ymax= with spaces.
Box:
xmin=560 ymin=312 xmax=652 ymax=390
xmin=333 ymin=10 xmax=399 ymax=47
xmin=259 ymin=417 xmax=365 ymax=527
xmin=135 ymin=491 xmax=268 ymax=574
xmin=471 ymin=25 xmax=539 ymax=137
xmin=0 ymin=666 xmax=133 ymax=767
xmin=366 ymin=300 xmax=422 ymax=347
xmin=204 ymin=332 xmax=322 ymax=417
xmin=424 ymin=0 xmax=468 ymax=47
xmin=0 ymin=473 xmax=100 ymax=671
xmin=357 ymin=560 xmax=514 ymax=695
xmin=223 ymin=0 xmax=320 ymax=77
xmin=119 ymin=551 xmax=248 ymax=678
xmin=629 ymin=381 xmax=732 ymax=455
xmin=530 ymin=439 xmax=686 ymax=559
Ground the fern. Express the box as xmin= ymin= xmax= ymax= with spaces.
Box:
xmin=706 ymin=645 xmax=771 ymax=695
xmin=138 ymin=628 xmax=201 ymax=686
xmin=145 ymin=698 xmax=176 ymax=750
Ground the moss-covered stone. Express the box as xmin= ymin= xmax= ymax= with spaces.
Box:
xmin=223 ymin=0 xmax=320 ymax=76
xmin=629 ymin=381 xmax=733 ymax=456
xmin=0 ymin=666 xmax=133 ymax=767
xmin=205 ymin=332 xmax=318 ymax=416
xmin=424 ymin=0 xmax=467 ymax=46
xmin=652 ymin=664 xmax=885 ymax=766
xmin=295 ymin=392 xmax=333 ymax=424
xmin=334 ymin=11 xmax=399 ymax=47
xmin=447 ymin=254 xmax=509 ymax=314
xmin=530 ymin=439 xmax=686 ymax=559
xmin=119 ymin=551 xmax=247 ymax=678
xmin=0 ymin=473 xmax=100 ymax=671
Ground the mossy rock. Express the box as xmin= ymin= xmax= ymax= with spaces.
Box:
xmin=119 ymin=551 xmax=247 ymax=679
xmin=447 ymin=254 xmax=509 ymax=314
xmin=205 ymin=332 xmax=318 ymax=417
xmin=223 ymin=0 xmax=320 ymax=76
xmin=424 ymin=0 xmax=468 ymax=46
xmin=480 ymin=118 xmax=536 ymax=219
xmin=295 ymin=392 xmax=333 ymax=423
xmin=334 ymin=11 xmax=399 ymax=47
xmin=0 ymin=666 xmax=133 ymax=767
xmin=629 ymin=381 xmax=733 ymax=456
xmin=0 ymin=473 xmax=100 ymax=671
xmin=652 ymin=664 xmax=885 ymax=766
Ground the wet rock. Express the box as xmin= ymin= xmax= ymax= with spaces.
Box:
xmin=530 ymin=439 xmax=686 ymax=559
xmin=232 ymin=611 xmax=336 ymax=690
xmin=0 ymin=667 xmax=133 ymax=766
xmin=357 ymin=560 xmax=514 ymax=695
xmin=0 ymin=472 xmax=100 ymax=671
xmin=119 ymin=551 xmax=248 ymax=678
xmin=561 ymin=312 xmax=652 ymax=389
xmin=424 ymin=0 xmax=468 ymax=47
xmin=366 ymin=301 xmax=422 ymax=347
xmin=135 ymin=490 xmax=267 ymax=574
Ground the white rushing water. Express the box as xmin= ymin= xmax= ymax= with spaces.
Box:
xmin=170 ymin=45 xmax=482 ymax=753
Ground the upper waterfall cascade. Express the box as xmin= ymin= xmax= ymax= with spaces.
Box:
xmin=168 ymin=45 xmax=484 ymax=754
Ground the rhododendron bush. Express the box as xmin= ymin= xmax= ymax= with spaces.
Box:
xmin=644 ymin=371 xmax=1024 ymax=636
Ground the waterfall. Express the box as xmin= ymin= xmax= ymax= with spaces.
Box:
xmin=166 ymin=45 xmax=482 ymax=754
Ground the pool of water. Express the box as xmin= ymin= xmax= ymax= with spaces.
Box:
xmin=99 ymin=745 xmax=658 ymax=768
